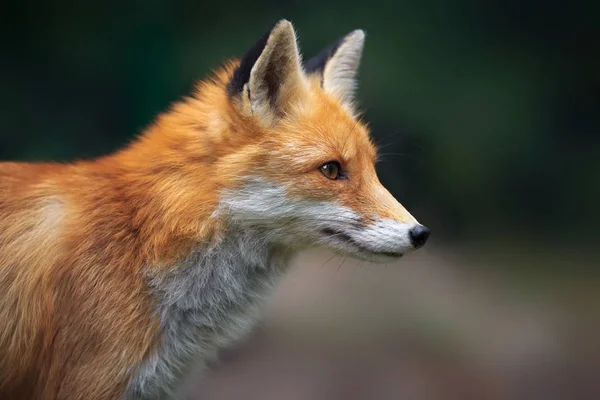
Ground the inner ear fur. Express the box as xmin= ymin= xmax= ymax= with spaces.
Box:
xmin=304 ymin=29 xmax=365 ymax=106
xmin=227 ymin=19 xmax=308 ymax=126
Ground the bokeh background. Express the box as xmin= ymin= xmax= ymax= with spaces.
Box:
xmin=1 ymin=1 xmax=599 ymax=399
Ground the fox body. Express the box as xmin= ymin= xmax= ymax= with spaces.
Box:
xmin=0 ymin=20 xmax=429 ymax=399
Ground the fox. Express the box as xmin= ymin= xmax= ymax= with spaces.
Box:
xmin=0 ymin=19 xmax=430 ymax=399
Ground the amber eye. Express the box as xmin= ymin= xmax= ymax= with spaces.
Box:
xmin=319 ymin=161 xmax=342 ymax=180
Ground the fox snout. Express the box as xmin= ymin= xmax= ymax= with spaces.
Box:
xmin=333 ymin=182 xmax=430 ymax=261
xmin=341 ymin=218 xmax=429 ymax=262
xmin=383 ymin=195 xmax=431 ymax=250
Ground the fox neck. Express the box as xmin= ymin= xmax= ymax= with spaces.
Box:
xmin=103 ymin=83 xmax=245 ymax=265
xmin=126 ymin=228 xmax=293 ymax=399
xmin=102 ymin=70 xmax=293 ymax=395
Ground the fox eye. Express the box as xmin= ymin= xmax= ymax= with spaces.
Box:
xmin=319 ymin=161 xmax=342 ymax=180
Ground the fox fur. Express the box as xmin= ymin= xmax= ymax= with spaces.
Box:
xmin=0 ymin=20 xmax=428 ymax=399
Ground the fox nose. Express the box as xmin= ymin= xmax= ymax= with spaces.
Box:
xmin=409 ymin=225 xmax=430 ymax=249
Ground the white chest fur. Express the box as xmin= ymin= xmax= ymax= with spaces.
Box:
xmin=125 ymin=233 xmax=289 ymax=399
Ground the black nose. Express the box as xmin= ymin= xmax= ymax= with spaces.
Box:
xmin=409 ymin=225 xmax=430 ymax=249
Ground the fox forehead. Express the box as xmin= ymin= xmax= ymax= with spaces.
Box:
xmin=264 ymin=90 xmax=378 ymax=168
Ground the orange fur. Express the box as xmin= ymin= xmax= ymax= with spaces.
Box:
xmin=0 ymin=28 xmax=418 ymax=399
xmin=0 ymin=65 xmax=240 ymax=399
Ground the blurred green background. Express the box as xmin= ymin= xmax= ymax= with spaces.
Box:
xmin=1 ymin=1 xmax=598 ymax=399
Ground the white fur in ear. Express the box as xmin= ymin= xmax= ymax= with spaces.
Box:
xmin=304 ymin=29 xmax=365 ymax=107
xmin=322 ymin=29 xmax=365 ymax=105
xmin=247 ymin=20 xmax=306 ymax=124
xmin=228 ymin=20 xmax=309 ymax=126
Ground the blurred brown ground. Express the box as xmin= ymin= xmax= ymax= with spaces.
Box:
xmin=179 ymin=244 xmax=599 ymax=400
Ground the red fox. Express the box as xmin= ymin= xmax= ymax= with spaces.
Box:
xmin=0 ymin=20 xmax=430 ymax=399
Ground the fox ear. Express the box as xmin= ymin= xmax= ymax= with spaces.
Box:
xmin=304 ymin=30 xmax=365 ymax=106
xmin=227 ymin=19 xmax=307 ymax=126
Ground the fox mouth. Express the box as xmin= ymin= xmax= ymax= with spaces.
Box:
xmin=320 ymin=228 xmax=403 ymax=258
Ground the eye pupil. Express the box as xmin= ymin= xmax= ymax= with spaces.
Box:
xmin=319 ymin=162 xmax=341 ymax=180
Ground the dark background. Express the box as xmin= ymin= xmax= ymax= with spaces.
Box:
xmin=1 ymin=1 xmax=599 ymax=399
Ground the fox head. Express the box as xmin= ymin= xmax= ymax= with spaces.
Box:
xmin=207 ymin=19 xmax=430 ymax=262
xmin=139 ymin=19 xmax=429 ymax=263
